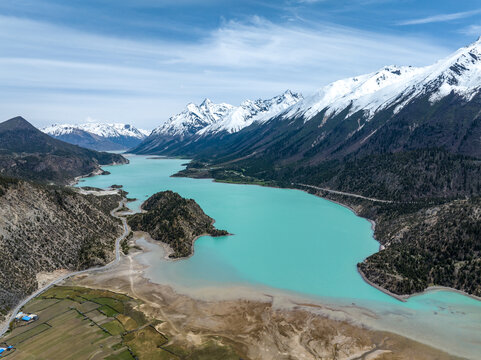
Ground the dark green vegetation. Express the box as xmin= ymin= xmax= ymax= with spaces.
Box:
xmin=357 ymin=197 xmax=481 ymax=296
xmin=0 ymin=116 xmax=127 ymax=184
xmin=2 ymin=286 xmax=241 ymax=360
xmin=128 ymin=191 xmax=229 ymax=258
xmin=121 ymin=232 xmax=134 ymax=255
xmin=0 ymin=176 xmax=123 ymax=321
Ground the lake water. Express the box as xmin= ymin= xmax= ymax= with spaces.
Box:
xmin=78 ymin=155 xmax=481 ymax=358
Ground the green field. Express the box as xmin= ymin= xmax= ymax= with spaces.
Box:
xmin=0 ymin=286 xmax=241 ymax=360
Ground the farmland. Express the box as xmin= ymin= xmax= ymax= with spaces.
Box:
xmin=0 ymin=286 xmax=239 ymax=359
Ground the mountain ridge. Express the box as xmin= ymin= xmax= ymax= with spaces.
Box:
xmin=130 ymin=90 xmax=303 ymax=154
xmin=43 ymin=122 xmax=149 ymax=151
xmin=0 ymin=116 xmax=128 ymax=184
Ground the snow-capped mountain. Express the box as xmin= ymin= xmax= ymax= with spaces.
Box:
xmin=150 ymin=99 xmax=235 ymax=138
xmin=285 ymin=37 xmax=481 ymax=125
xmin=131 ymin=90 xmax=302 ymax=154
xmin=44 ymin=123 xmax=149 ymax=139
xmin=131 ymin=37 xmax=481 ymax=162
xmin=43 ymin=123 xmax=150 ymax=151
xmin=197 ymin=90 xmax=303 ymax=135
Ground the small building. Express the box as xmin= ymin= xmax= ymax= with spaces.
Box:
xmin=14 ymin=312 xmax=24 ymax=320
xmin=0 ymin=346 xmax=14 ymax=356
xmin=15 ymin=312 xmax=38 ymax=322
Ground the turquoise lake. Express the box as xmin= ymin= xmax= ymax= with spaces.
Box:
xmin=79 ymin=155 xmax=481 ymax=358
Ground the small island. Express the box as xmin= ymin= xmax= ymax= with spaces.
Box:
xmin=127 ymin=191 xmax=229 ymax=258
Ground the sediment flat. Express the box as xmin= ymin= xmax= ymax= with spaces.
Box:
xmin=60 ymin=233 xmax=466 ymax=360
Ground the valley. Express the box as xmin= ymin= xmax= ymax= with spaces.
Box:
xmin=129 ymin=39 xmax=481 ymax=302
xmin=1 ymin=25 xmax=481 ymax=360
xmin=75 ymin=155 xmax=481 ymax=359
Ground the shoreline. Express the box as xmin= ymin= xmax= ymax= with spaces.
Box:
xmin=405 ymin=285 xmax=481 ymax=302
xmin=158 ymin=229 xmax=234 ymax=261
xmin=77 ymin=158 xmax=481 ymax=305
xmin=200 ymin=174 xmax=481 ymax=304
xmin=69 ymin=158 xmax=129 ymax=187
xmin=63 ymin=250 xmax=461 ymax=360
xmin=80 ymin=233 xmax=478 ymax=359
xmin=356 ymin=268 xmax=406 ymax=302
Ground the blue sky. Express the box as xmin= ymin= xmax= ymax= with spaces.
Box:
xmin=1 ymin=0 xmax=481 ymax=129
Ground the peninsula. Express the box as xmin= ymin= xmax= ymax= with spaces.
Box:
xmin=127 ymin=191 xmax=229 ymax=258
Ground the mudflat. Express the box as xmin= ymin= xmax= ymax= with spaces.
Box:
xmin=60 ymin=234 xmax=459 ymax=360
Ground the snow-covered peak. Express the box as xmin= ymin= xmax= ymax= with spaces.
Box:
xmin=198 ymin=90 xmax=303 ymax=135
xmin=43 ymin=123 xmax=149 ymax=139
xmin=285 ymin=65 xmax=423 ymax=120
xmin=151 ymin=100 xmax=235 ymax=138
xmin=151 ymin=91 xmax=303 ymax=138
xmin=284 ymin=39 xmax=481 ymax=123
xmin=200 ymin=98 xmax=213 ymax=108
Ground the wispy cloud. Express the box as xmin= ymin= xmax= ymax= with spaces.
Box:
xmin=294 ymin=0 xmax=326 ymax=3
xmin=398 ymin=9 xmax=481 ymax=26
xmin=0 ymin=15 xmax=449 ymax=128
xmin=459 ymin=24 xmax=481 ymax=36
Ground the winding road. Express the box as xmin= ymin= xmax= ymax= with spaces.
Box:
xmin=295 ymin=183 xmax=394 ymax=203
xmin=0 ymin=199 xmax=130 ymax=338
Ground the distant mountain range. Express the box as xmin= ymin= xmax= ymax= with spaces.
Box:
xmin=130 ymin=90 xmax=302 ymax=154
xmin=42 ymin=123 xmax=150 ymax=151
xmin=131 ymin=39 xmax=481 ymax=162
xmin=0 ymin=116 xmax=127 ymax=184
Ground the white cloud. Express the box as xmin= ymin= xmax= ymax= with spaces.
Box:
xmin=398 ymin=9 xmax=481 ymax=26
xmin=460 ymin=24 xmax=481 ymax=36
xmin=0 ymin=15 xmax=450 ymax=128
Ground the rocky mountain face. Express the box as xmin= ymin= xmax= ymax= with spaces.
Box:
xmin=0 ymin=176 xmax=123 ymax=320
xmin=128 ymin=191 xmax=228 ymax=258
xmin=43 ymin=123 xmax=149 ymax=151
xmin=130 ymin=90 xmax=302 ymax=154
xmin=0 ymin=117 xmax=128 ymax=184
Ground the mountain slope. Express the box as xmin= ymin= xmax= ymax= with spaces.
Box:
xmin=0 ymin=117 xmax=128 ymax=184
xmin=130 ymin=90 xmax=302 ymax=154
xmin=43 ymin=123 xmax=149 ymax=151
xmin=358 ymin=196 xmax=481 ymax=296
xmin=0 ymin=176 xmax=123 ymax=321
